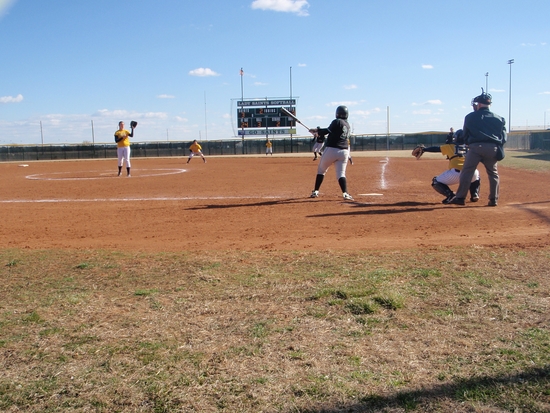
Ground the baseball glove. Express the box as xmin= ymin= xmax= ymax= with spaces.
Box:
xmin=411 ymin=144 xmax=425 ymax=160
xmin=130 ymin=121 xmax=138 ymax=128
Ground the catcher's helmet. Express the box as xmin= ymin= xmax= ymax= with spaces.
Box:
xmin=472 ymin=88 xmax=492 ymax=106
xmin=335 ymin=105 xmax=348 ymax=120
xmin=453 ymin=129 xmax=465 ymax=145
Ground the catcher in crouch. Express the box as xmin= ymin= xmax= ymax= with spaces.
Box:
xmin=414 ymin=129 xmax=480 ymax=204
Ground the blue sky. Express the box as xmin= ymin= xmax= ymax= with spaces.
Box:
xmin=1 ymin=0 xmax=549 ymax=144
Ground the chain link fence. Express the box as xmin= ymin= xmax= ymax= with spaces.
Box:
xmin=0 ymin=131 xmax=545 ymax=162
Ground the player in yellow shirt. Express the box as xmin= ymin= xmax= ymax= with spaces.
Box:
xmin=423 ymin=129 xmax=480 ymax=204
xmin=114 ymin=121 xmax=136 ymax=177
xmin=265 ymin=138 xmax=273 ymax=156
xmin=186 ymin=140 xmax=206 ymax=163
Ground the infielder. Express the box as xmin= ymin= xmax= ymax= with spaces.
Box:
xmin=187 ymin=140 xmax=206 ymax=163
xmin=311 ymin=128 xmax=326 ymax=160
xmin=308 ymin=105 xmax=353 ymax=201
xmin=421 ymin=129 xmax=480 ymax=204
xmin=114 ymin=120 xmax=136 ymax=177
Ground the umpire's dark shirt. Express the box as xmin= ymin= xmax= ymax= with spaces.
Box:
xmin=463 ymin=107 xmax=507 ymax=146
xmin=318 ymin=118 xmax=351 ymax=150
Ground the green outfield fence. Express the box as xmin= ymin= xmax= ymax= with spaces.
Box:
xmin=0 ymin=131 xmax=547 ymax=162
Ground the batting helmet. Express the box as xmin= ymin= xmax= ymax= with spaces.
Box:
xmin=335 ymin=105 xmax=348 ymax=120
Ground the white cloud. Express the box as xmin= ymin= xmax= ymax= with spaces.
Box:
xmin=538 ymin=91 xmax=550 ymax=95
xmin=412 ymin=109 xmax=432 ymax=115
xmin=354 ymin=108 xmax=381 ymax=117
xmin=157 ymin=94 xmax=175 ymax=99
xmin=0 ymin=94 xmax=23 ymax=103
xmin=298 ymin=63 xmax=307 ymax=67
xmin=251 ymin=0 xmax=309 ymax=16
xmin=344 ymin=84 xmax=357 ymax=90
xmin=188 ymin=68 xmax=220 ymax=77
xmin=92 ymin=109 xmax=167 ymax=120
xmin=422 ymin=64 xmax=434 ymax=69
xmin=142 ymin=112 xmax=169 ymax=119
xmin=0 ymin=0 xmax=17 ymax=19
xmin=254 ymin=82 xmax=268 ymax=86
xmin=412 ymin=100 xmax=442 ymax=106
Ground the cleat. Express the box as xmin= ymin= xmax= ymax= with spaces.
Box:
xmin=448 ymin=197 xmax=465 ymax=205
xmin=442 ymin=194 xmax=454 ymax=204
xmin=343 ymin=192 xmax=354 ymax=201
xmin=488 ymin=200 xmax=498 ymax=207
xmin=310 ymin=190 xmax=319 ymax=198
xmin=470 ymin=196 xmax=480 ymax=202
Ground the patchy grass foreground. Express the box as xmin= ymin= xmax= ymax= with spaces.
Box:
xmin=0 ymin=247 xmax=549 ymax=412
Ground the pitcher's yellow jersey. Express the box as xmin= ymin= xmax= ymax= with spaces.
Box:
xmin=114 ymin=130 xmax=131 ymax=148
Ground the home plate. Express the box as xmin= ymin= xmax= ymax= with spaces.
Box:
xmin=18 ymin=164 xmax=29 ymax=167
xmin=358 ymin=193 xmax=384 ymax=196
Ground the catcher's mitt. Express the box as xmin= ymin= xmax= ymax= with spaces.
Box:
xmin=130 ymin=121 xmax=138 ymax=128
xmin=412 ymin=144 xmax=425 ymax=160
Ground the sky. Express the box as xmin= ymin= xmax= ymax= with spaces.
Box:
xmin=1 ymin=0 xmax=549 ymax=145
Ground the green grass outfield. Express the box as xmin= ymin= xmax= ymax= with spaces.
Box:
xmin=0 ymin=151 xmax=549 ymax=413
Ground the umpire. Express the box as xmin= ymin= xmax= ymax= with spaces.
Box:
xmin=449 ymin=90 xmax=507 ymax=206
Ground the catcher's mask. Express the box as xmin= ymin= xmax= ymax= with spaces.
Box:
xmin=472 ymin=88 xmax=492 ymax=106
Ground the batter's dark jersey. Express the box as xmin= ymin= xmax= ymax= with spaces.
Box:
xmin=318 ymin=118 xmax=351 ymax=150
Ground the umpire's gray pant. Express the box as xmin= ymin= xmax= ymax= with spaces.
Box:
xmin=455 ymin=142 xmax=499 ymax=202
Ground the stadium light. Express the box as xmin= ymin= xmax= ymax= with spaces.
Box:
xmin=508 ymin=59 xmax=514 ymax=132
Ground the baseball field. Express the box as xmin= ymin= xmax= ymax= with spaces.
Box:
xmin=1 ymin=151 xmax=549 ymax=412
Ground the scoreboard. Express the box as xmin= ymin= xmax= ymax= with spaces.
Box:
xmin=237 ymin=99 xmax=297 ymax=135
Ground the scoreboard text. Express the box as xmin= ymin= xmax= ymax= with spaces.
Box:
xmin=237 ymin=99 xmax=297 ymax=134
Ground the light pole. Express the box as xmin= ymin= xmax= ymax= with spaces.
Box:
xmin=485 ymin=72 xmax=488 ymax=92
xmin=508 ymin=59 xmax=514 ymax=132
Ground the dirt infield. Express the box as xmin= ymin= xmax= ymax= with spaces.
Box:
xmin=1 ymin=152 xmax=549 ymax=252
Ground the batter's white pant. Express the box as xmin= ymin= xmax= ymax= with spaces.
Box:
xmin=436 ymin=168 xmax=479 ymax=186
xmin=317 ymin=147 xmax=349 ymax=179
xmin=117 ymin=146 xmax=131 ymax=167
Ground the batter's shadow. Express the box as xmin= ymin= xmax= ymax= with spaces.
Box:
xmin=184 ymin=198 xmax=310 ymax=210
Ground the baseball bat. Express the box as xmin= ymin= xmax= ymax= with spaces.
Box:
xmin=280 ymin=107 xmax=312 ymax=132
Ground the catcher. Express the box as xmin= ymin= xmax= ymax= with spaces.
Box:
xmin=311 ymin=127 xmax=326 ymax=160
xmin=413 ymin=130 xmax=480 ymax=204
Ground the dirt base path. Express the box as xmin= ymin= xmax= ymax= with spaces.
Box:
xmin=1 ymin=154 xmax=548 ymax=251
